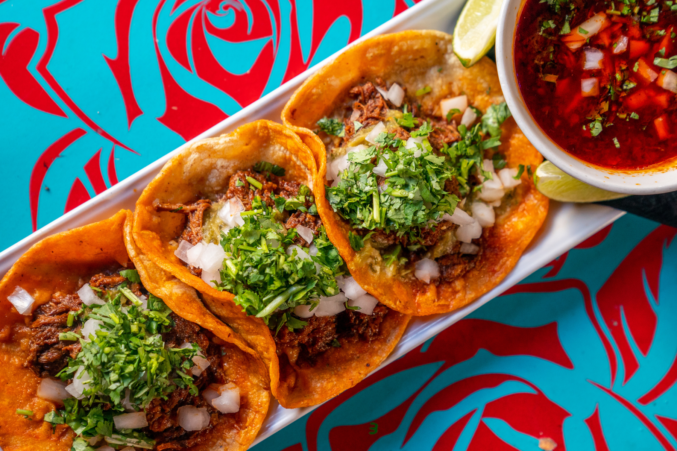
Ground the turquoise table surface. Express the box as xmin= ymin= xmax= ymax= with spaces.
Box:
xmin=1 ymin=1 xmax=676 ymax=449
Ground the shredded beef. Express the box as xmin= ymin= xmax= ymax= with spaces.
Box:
xmin=429 ymin=118 xmax=461 ymax=150
xmin=274 ymin=303 xmax=391 ymax=366
xmin=27 ymin=293 xmax=82 ymax=377
xmin=342 ymin=82 xmax=389 ymax=140
xmin=154 ymin=199 xmax=212 ymax=245
xmin=418 ymin=222 xmax=454 ymax=248
xmin=437 ymin=250 xmax=479 ymax=283
xmin=89 ymin=273 xmax=126 ymax=289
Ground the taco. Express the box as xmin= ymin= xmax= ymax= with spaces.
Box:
xmin=281 ymin=30 xmax=549 ymax=316
xmin=132 ymin=120 xmax=410 ymax=408
xmin=0 ymin=210 xmax=270 ymax=451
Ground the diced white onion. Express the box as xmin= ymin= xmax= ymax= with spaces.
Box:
xmin=405 ymin=137 xmax=423 ymax=151
xmin=583 ymin=48 xmax=604 ymax=70
xmin=309 ymin=244 xmax=319 ymax=256
xmin=488 ymin=200 xmax=501 ymax=207
xmin=178 ymin=405 xmax=210 ymax=431
xmin=327 ymin=145 xmax=364 ymax=181
xmin=218 ymin=197 xmax=246 ymax=231
xmin=113 ymin=411 xmax=148 ymax=430
xmin=293 ymin=304 xmax=315 ymax=318
xmin=315 ymin=293 xmax=347 ymax=317
xmin=81 ymin=319 xmax=102 ymax=342
xmin=373 ymin=158 xmax=388 ymax=177
xmin=581 ymin=78 xmax=599 ymax=97
xmin=613 ymin=36 xmax=628 ymax=54
xmin=387 ymin=83 xmax=405 ymax=107
xmin=478 ymin=167 xmax=505 ymax=202
xmin=348 ymin=294 xmax=378 ymax=315
xmin=8 ymin=286 xmax=36 ymax=315
xmin=365 ymin=122 xmax=386 ymax=144
xmin=376 ymin=86 xmax=389 ymax=99
xmin=296 ymin=225 xmax=315 ymax=244
xmin=471 ymin=202 xmax=495 ymax=227
xmin=121 ymin=388 xmax=135 ymax=412
xmin=482 ymin=173 xmax=504 ymax=191
xmin=87 ymin=435 xmax=102 ymax=446
xmin=498 ymin=168 xmax=522 ymax=189
xmin=658 ymin=70 xmax=677 ymax=94
xmin=38 ymin=378 xmax=70 ymax=403
xmin=287 ymin=245 xmax=311 ymax=261
xmin=414 ymin=258 xmax=440 ymax=284
xmin=456 ymin=220 xmax=482 ymax=243
xmin=460 ymin=243 xmax=480 ymax=255
xmin=211 ymin=384 xmax=240 ymax=414
xmin=174 ymin=240 xmax=194 ymax=263
xmin=442 ymin=208 xmax=475 ymax=226
xmin=201 ymin=268 xmax=221 ymax=288
xmin=65 ymin=367 xmax=91 ymax=399
xmin=77 ymin=283 xmax=104 ymax=307
xmin=186 ymin=242 xmax=205 ymax=267
xmin=440 ymin=95 xmax=467 ymax=117
xmin=461 ymin=107 xmax=477 ymax=127
xmin=191 ymin=355 xmax=211 ymax=377
xmin=482 ymin=159 xmax=495 ymax=174
xmin=342 ymin=276 xmax=367 ymax=300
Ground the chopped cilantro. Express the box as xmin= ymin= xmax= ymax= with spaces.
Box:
xmin=631 ymin=112 xmax=640 ymax=119
xmin=623 ymin=80 xmax=637 ymax=90
xmin=236 ymin=179 xmax=245 ymax=187
xmin=317 ymin=117 xmax=345 ymax=137
xmin=354 ymin=121 xmax=363 ymax=132
xmin=415 ymin=86 xmax=432 ymax=96
xmin=540 ymin=20 xmax=556 ymax=34
xmin=331 ymin=339 xmax=341 ymax=348
xmin=613 ymin=137 xmax=620 ymax=148
xmin=641 ymin=7 xmax=659 ymax=23
xmin=216 ymin=196 xmax=344 ymax=331
xmin=481 ymin=102 xmax=512 ymax=138
xmin=578 ymin=26 xmax=589 ymax=34
xmin=16 ymin=409 xmax=33 ymax=419
xmin=253 ymin=161 xmax=286 ymax=176
xmin=119 ymin=269 xmax=140 ymax=283
xmin=560 ymin=20 xmax=571 ymax=34
xmin=633 ymin=61 xmax=640 ymax=72
xmin=348 ymin=231 xmax=368 ymax=251
xmin=492 ymin=153 xmax=508 ymax=169
xmin=446 ymin=109 xmax=462 ymax=121
xmin=514 ymin=165 xmax=525 ymax=179
xmin=396 ymin=111 xmax=417 ymax=128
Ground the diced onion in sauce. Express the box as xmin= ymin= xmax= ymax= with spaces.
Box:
xmin=562 ymin=13 xmax=609 ymax=50
xmin=38 ymin=378 xmax=70 ymax=403
xmin=348 ymin=294 xmax=379 ymax=315
xmin=113 ymin=412 xmax=148 ymax=430
xmin=658 ymin=70 xmax=677 ymax=94
xmin=583 ymin=48 xmax=604 ymax=70
xmin=456 ymin=220 xmax=482 ymax=243
xmin=8 ymin=286 xmax=36 ymax=315
xmin=613 ymin=36 xmax=628 ymax=55
xmin=471 ymin=202 xmax=495 ymax=227
xmin=177 ymin=406 xmax=210 ymax=431
xmin=440 ymin=95 xmax=468 ymax=118
xmin=581 ymin=78 xmax=599 ymax=97
xmin=414 ymin=258 xmax=440 ymax=284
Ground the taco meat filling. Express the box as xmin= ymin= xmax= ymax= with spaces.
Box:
xmin=154 ymin=167 xmax=394 ymax=367
xmin=27 ymin=268 xmax=239 ymax=450
xmin=316 ymin=80 xmax=522 ymax=288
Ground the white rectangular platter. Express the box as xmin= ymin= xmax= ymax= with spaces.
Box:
xmin=0 ymin=0 xmax=624 ymax=446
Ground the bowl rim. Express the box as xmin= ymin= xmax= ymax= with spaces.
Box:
xmin=495 ymin=0 xmax=677 ymax=195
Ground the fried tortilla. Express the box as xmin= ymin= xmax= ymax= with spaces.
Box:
xmin=281 ymin=30 xmax=549 ymax=316
xmin=0 ymin=210 xmax=269 ymax=451
xmin=132 ymin=120 xmax=410 ymax=408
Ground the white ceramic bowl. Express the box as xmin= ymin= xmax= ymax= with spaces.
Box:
xmin=496 ymin=0 xmax=677 ymax=195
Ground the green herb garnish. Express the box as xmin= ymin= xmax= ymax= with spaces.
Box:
xmin=317 ymin=117 xmax=345 ymax=137
xmin=415 ymin=86 xmax=432 ymax=96
xmin=253 ymin=161 xmax=286 ymax=176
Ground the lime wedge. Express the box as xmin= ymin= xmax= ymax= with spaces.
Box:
xmin=453 ymin=0 xmax=504 ymax=67
xmin=534 ymin=161 xmax=629 ymax=203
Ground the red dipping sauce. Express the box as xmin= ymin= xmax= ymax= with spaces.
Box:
xmin=514 ymin=0 xmax=677 ymax=169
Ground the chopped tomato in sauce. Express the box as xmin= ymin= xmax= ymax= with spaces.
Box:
xmin=515 ymin=0 xmax=677 ymax=169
